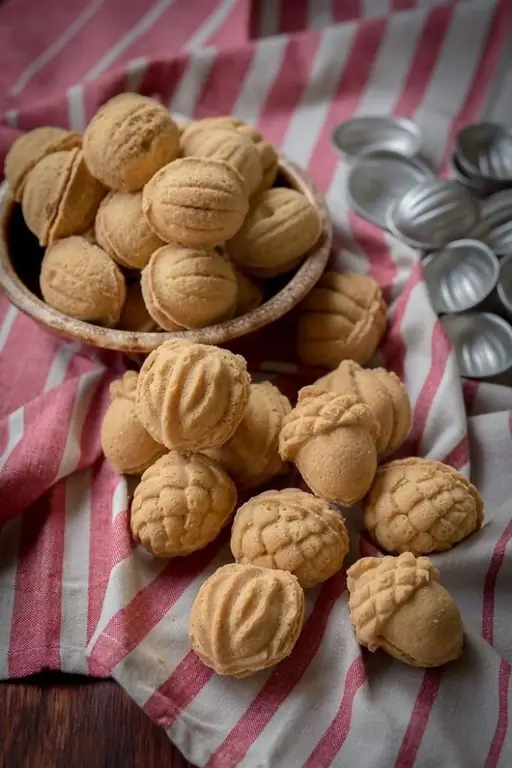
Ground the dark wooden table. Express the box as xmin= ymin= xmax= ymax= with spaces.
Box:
xmin=0 ymin=674 xmax=186 ymax=768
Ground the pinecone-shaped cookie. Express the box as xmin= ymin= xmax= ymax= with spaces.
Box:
xmin=227 ymin=188 xmax=321 ymax=277
xmin=317 ymin=361 xmax=411 ymax=455
xmin=189 ymin=563 xmax=304 ymax=677
xmin=131 ymin=451 xmax=237 ymax=557
xmin=141 ymin=243 xmax=237 ymax=330
xmin=205 ymin=382 xmax=291 ymax=490
xmin=364 ymin=458 xmax=484 ymax=555
xmin=231 ymin=488 xmax=349 ymax=588
xmin=135 ymin=339 xmax=251 ymax=451
xmin=100 ymin=371 xmax=166 ymax=474
xmin=347 ymin=552 xmax=463 ymax=667
xmin=142 ymin=157 xmax=248 ymax=248
xmin=298 ymin=272 xmax=387 ymax=368
xmin=279 ymin=386 xmax=379 ymax=506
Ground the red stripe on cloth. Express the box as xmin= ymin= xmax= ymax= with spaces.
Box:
xmin=394 ymin=670 xmax=442 ymax=768
xmin=193 ymin=45 xmax=256 ymax=120
xmin=302 ymin=656 xmax=367 ymax=767
xmin=205 ymin=0 xmax=251 ymax=48
xmin=8 ymin=482 xmax=67 ymax=675
xmin=485 ymin=661 xmax=511 ymax=768
xmin=110 ymin=507 xmax=135 ymax=567
xmin=391 ymin=0 xmax=416 ymax=11
xmin=90 ymin=536 xmax=226 ymax=672
xmin=279 ymin=0 xmax=308 ymax=35
xmin=144 ymin=650 xmax=213 ymax=727
xmin=442 ymin=436 xmax=470 ymax=471
xmin=482 ymin=519 xmax=512 ymax=645
xmin=462 ymin=380 xmax=480 ymax=416
xmin=380 ymin=260 xmax=423 ymax=379
xmin=332 ymin=0 xmax=361 ymax=23
xmin=206 ymin=573 xmax=347 ymax=767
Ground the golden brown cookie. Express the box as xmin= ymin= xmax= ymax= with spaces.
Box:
xmin=279 ymin=386 xmax=379 ymax=506
xmin=135 ymin=339 xmax=251 ymax=451
xmin=22 ymin=148 xmax=105 ymax=246
xmin=100 ymin=371 xmax=166 ymax=474
xmin=317 ymin=361 xmax=411 ymax=455
xmin=141 ymin=243 xmax=237 ymax=330
xmin=347 ymin=552 xmax=463 ymax=667
xmin=298 ymin=272 xmax=387 ymax=369
xmin=95 ymin=190 xmax=164 ymax=269
xmin=231 ymin=488 xmax=349 ymax=588
xmin=189 ymin=563 xmax=304 ymax=677
xmin=40 ymin=236 xmax=126 ymax=326
xmin=5 ymin=126 xmax=82 ymax=202
xmin=227 ymin=188 xmax=321 ymax=277
xmin=118 ymin=282 xmax=158 ymax=332
xmin=83 ymin=93 xmax=180 ymax=191
xmin=234 ymin=269 xmax=264 ymax=316
xmin=205 ymin=381 xmax=291 ymax=489
xmin=131 ymin=451 xmax=237 ymax=557
xmin=364 ymin=458 xmax=484 ymax=555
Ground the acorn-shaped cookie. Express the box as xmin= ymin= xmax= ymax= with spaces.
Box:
xmin=5 ymin=126 xmax=82 ymax=202
xmin=135 ymin=339 xmax=251 ymax=451
xmin=40 ymin=236 xmax=126 ymax=326
xmin=231 ymin=488 xmax=349 ymax=588
xmin=100 ymin=371 xmax=166 ymax=474
xmin=279 ymin=386 xmax=379 ymax=506
xmin=205 ymin=382 xmax=291 ymax=490
xmin=131 ymin=451 xmax=237 ymax=557
xmin=22 ymin=148 xmax=105 ymax=246
xmin=347 ymin=553 xmax=463 ymax=667
xmin=364 ymin=458 xmax=484 ymax=555
xmin=189 ymin=563 xmax=304 ymax=677
xmin=142 ymin=157 xmax=248 ymax=248
xmin=298 ymin=272 xmax=387 ymax=369
xmin=83 ymin=93 xmax=180 ymax=191
xmin=227 ymin=188 xmax=321 ymax=277
xmin=317 ymin=361 xmax=411 ymax=455
xmin=141 ymin=243 xmax=237 ymax=330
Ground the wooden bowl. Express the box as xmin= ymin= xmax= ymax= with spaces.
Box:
xmin=0 ymin=157 xmax=331 ymax=354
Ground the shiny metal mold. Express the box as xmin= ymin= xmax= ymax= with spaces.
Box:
xmin=346 ymin=151 xmax=434 ymax=229
xmin=497 ymin=254 xmax=512 ymax=317
xmin=387 ymin=179 xmax=480 ymax=250
xmin=471 ymin=191 xmax=512 ymax=257
xmin=422 ymin=240 xmax=499 ymax=314
xmin=450 ymin=152 xmax=497 ymax=196
xmin=331 ymin=116 xmax=422 ymax=160
xmin=440 ymin=312 xmax=512 ymax=379
xmin=456 ymin=122 xmax=512 ymax=181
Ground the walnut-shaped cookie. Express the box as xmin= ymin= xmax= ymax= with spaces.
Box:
xmin=279 ymin=386 xmax=379 ymax=506
xmin=118 ymin=282 xmax=158 ymax=332
xmin=317 ymin=361 xmax=411 ymax=455
xmin=298 ymin=272 xmax=387 ymax=369
xmin=135 ymin=339 xmax=251 ymax=451
xmin=231 ymin=488 xmax=349 ymax=588
xmin=227 ymin=188 xmax=321 ymax=277
xmin=347 ymin=553 xmax=463 ymax=667
xmin=234 ymin=270 xmax=263 ymax=316
xmin=364 ymin=458 xmax=484 ymax=555
xmin=100 ymin=371 xmax=166 ymax=474
xmin=131 ymin=451 xmax=237 ymax=557
xmin=189 ymin=563 xmax=304 ymax=677
xmin=205 ymin=382 xmax=291 ymax=490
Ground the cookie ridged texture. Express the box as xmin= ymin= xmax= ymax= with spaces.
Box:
xmin=83 ymin=93 xmax=180 ymax=191
xmin=234 ymin=269 xmax=263 ymax=316
xmin=231 ymin=488 xmax=349 ymax=588
xmin=95 ymin=190 xmax=164 ymax=269
xmin=364 ymin=458 xmax=484 ymax=555
xmin=50 ymin=149 xmax=106 ymax=243
xmin=189 ymin=563 xmax=304 ymax=677
xmin=298 ymin=271 xmax=387 ymax=368
xmin=118 ymin=282 xmax=158 ymax=332
xmin=227 ymin=188 xmax=321 ymax=277
xmin=317 ymin=361 xmax=411 ymax=454
xmin=131 ymin=451 xmax=237 ymax=557
xmin=141 ymin=243 xmax=237 ymax=330
xmin=142 ymin=157 xmax=249 ymax=248
xmin=40 ymin=236 xmax=126 ymax=326
xmin=101 ymin=371 xmax=165 ymax=475
xmin=5 ymin=126 xmax=82 ymax=202
xmin=135 ymin=339 xmax=251 ymax=451
xmin=181 ymin=127 xmax=262 ymax=197
xmin=205 ymin=381 xmax=291 ymax=490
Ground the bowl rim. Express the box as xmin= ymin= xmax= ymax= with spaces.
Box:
xmin=0 ymin=156 xmax=332 ymax=353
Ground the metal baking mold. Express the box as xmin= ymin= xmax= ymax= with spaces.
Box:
xmin=440 ymin=312 xmax=512 ymax=379
xmin=387 ymin=179 xmax=481 ymax=250
xmin=471 ymin=191 xmax=512 ymax=257
xmin=497 ymin=254 xmax=512 ymax=317
xmin=331 ymin=116 xmax=422 ymax=160
xmin=422 ymin=240 xmax=499 ymax=314
xmin=346 ymin=151 xmax=434 ymax=229
xmin=456 ymin=122 xmax=512 ymax=181
xmin=449 ymin=152 xmax=496 ymax=196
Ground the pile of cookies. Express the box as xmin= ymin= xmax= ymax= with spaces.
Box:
xmin=4 ymin=93 xmax=322 ymax=332
xmin=100 ymin=333 xmax=484 ymax=678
